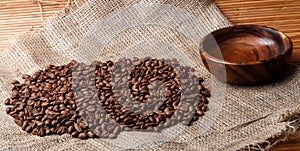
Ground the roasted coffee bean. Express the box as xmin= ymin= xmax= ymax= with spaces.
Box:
xmin=108 ymin=133 xmax=117 ymax=139
xmin=78 ymin=132 xmax=87 ymax=139
xmin=71 ymin=131 xmax=78 ymax=137
xmin=32 ymin=128 xmax=39 ymax=135
xmin=74 ymin=123 xmax=83 ymax=133
xmin=57 ymin=126 xmax=66 ymax=135
xmin=14 ymin=119 xmax=23 ymax=127
xmin=5 ymin=58 xmax=210 ymax=140
xmin=4 ymin=98 xmax=10 ymax=105
xmin=5 ymin=107 xmax=11 ymax=114
xmin=87 ymin=130 xmax=95 ymax=138
xmin=38 ymin=128 xmax=46 ymax=137
xmin=45 ymin=128 xmax=51 ymax=135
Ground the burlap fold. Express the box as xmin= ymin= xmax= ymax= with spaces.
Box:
xmin=0 ymin=0 xmax=299 ymax=150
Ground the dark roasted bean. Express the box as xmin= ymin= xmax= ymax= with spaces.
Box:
xmin=74 ymin=123 xmax=82 ymax=132
xmin=4 ymin=58 xmax=210 ymax=140
xmin=4 ymin=98 xmax=11 ymax=105
xmin=78 ymin=132 xmax=87 ymax=139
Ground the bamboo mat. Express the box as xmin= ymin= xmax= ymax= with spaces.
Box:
xmin=0 ymin=0 xmax=300 ymax=150
xmin=0 ymin=0 xmax=68 ymax=49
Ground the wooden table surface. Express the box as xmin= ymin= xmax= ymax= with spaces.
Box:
xmin=215 ymin=1 xmax=300 ymax=150
xmin=0 ymin=0 xmax=299 ymax=150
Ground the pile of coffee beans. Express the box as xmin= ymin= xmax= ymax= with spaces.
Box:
xmin=4 ymin=57 xmax=210 ymax=139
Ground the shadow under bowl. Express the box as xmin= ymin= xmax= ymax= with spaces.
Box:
xmin=199 ymin=25 xmax=293 ymax=85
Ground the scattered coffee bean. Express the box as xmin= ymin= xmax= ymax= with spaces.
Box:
xmin=4 ymin=57 xmax=210 ymax=140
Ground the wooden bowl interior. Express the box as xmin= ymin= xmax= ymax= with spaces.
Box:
xmin=202 ymin=26 xmax=290 ymax=63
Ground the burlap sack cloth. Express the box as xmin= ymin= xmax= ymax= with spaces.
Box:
xmin=0 ymin=0 xmax=299 ymax=150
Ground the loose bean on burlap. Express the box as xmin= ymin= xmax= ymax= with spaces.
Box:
xmin=0 ymin=0 xmax=299 ymax=150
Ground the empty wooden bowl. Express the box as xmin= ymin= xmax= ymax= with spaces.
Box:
xmin=199 ymin=25 xmax=293 ymax=85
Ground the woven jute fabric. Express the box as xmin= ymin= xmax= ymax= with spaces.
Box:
xmin=0 ymin=0 xmax=299 ymax=150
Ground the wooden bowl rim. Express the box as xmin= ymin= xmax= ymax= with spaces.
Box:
xmin=199 ymin=24 xmax=293 ymax=65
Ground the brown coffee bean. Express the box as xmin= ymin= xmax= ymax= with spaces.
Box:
xmin=38 ymin=128 xmax=46 ymax=137
xmin=196 ymin=110 xmax=204 ymax=116
xmin=4 ymin=98 xmax=10 ymax=105
xmin=61 ymin=110 xmax=69 ymax=115
xmin=45 ymin=128 xmax=51 ymax=135
xmin=25 ymin=124 xmax=33 ymax=132
xmin=22 ymin=121 xmax=29 ymax=130
xmin=6 ymin=107 xmax=12 ymax=114
xmin=5 ymin=58 xmax=210 ymax=140
xmin=74 ymin=123 xmax=82 ymax=132
xmin=32 ymin=128 xmax=39 ymax=135
xmin=11 ymin=80 xmax=19 ymax=85
xmin=37 ymin=121 xmax=44 ymax=127
xmin=57 ymin=126 xmax=66 ymax=135
xmin=14 ymin=120 xmax=23 ymax=127
xmin=45 ymin=119 xmax=51 ymax=126
xmin=106 ymin=125 xmax=115 ymax=132
xmin=87 ymin=130 xmax=95 ymax=138
xmin=71 ymin=131 xmax=79 ymax=137
xmin=164 ymin=118 xmax=171 ymax=127
xmin=108 ymin=133 xmax=117 ymax=139
xmin=68 ymin=125 xmax=74 ymax=133
xmin=113 ymin=126 xmax=121 ymax=135
xmin=202 ymin=105 xmax=207 ymax=112
xmin=41 ymin=102 xmax=49 ymax=107
xmin=78 ymin=132 xmax=87 ymax=139
xmin=65 ymin=121 xmax=73 ymax=126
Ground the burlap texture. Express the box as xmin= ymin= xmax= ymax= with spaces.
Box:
xmin=0 ymin=0 xmax=299 ymax=150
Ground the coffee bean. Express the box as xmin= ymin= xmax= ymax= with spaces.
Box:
xmin=87 ymin=130 xmax=95 ymax=138
xmin=57 ymin=126 xmax=66 ymax=135
xmin=5 ymin=58 xmax=210 ymax=140
xmin=108 ymin=133 xmax=117 ymax=139
xmin=45 ymin=119 xmax=51 ymax=126
xmin=14 ymin=119 xmax=23 ymax=127
xmin=41 ymin=102 xmax=49 ymax=107
xmin=32 ymin=128 xmax=39 ymax=135
xmin=38 ymin=128 xmax=46 ymax=137
xmin=37 ymin=121 xmax=44 ymax=127
xmin=71 ymin=131 xmax=79 ymax=137
xmin=6 ymin=107 xmax=12 ymax=114
xmin=4 ymin=98 xmax=11 ymax=105
xmin=74 ymin=123 xmax=82 ymax=132
xmin=25 ymin=125 xmax=32 ymax=133
xmin=78 ymin=132 xmax=87 ymax=139
xmin=112 ymin=126 xmax=121 ymax=135
xmin=11 ymin=80 xmax=19 ymax=85
xmin=45 ymin=128 xmax=51 ymax=135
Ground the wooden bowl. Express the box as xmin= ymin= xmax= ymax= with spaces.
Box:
xmin=199 ymin=25 xmax=293 ymax=85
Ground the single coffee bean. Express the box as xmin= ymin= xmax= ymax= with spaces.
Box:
xmin=32 ymin=128 xmax=39 ymax=135
xmin=87 ymin=130 xmax=95 ymax=138
xmin=38 ymin=128 xmax=46 ymax=137
xmin=4 ymin=98 xmax=11 ymax=105
xmin=36 ymin=121 xmax=44 ymax=127
xmin=113 ymin=126 xmax=121 ymax=135
xmin=14 ymin=119 xmax=23 ymax=127
xmin=6 ymin=107 xmax=12 ymax=114
xmin=45 ymin=119 xmax=51 ymax=126
xmin=108 ymin=133 xmax=117 ymax=139
xmin=45 ymin=128 xmax=51 ymax=135
xmin=78 ymin=132 xmax=87 ymax=139
xmin=11 ymin=80 xmax=20 ymax=85
xmin=71 ymin=131 xmax=79 ymax=137
xmin=74 ymin=123 xmax=83 ymax=133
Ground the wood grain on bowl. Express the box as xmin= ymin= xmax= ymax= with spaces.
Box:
xmin=199 ymin=25 xmax=293 ymax=85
